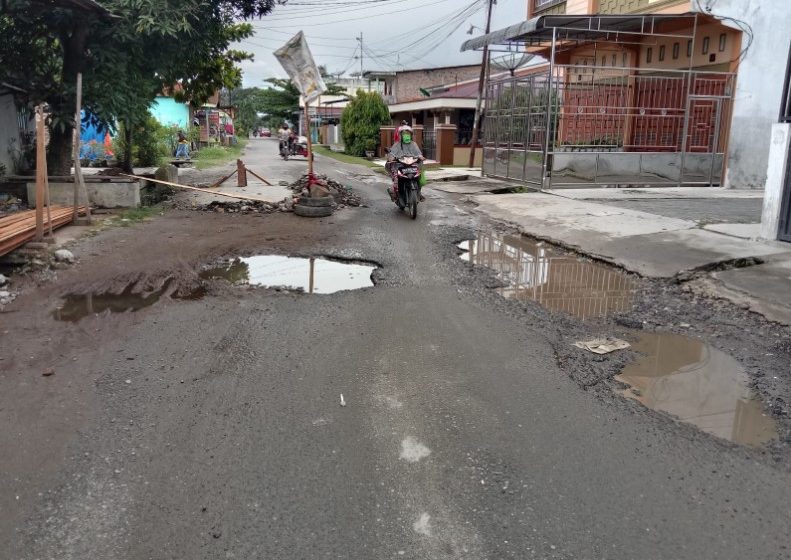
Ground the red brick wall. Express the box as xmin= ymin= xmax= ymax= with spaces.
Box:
xmin=394 ymin=66 xmax=481 ymax=103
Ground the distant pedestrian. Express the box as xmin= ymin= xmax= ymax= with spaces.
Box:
xmin=175 ymin=131 xmax=189 ymax=159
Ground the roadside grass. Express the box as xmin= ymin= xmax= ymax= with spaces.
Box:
xmin=111 ymin=206 xmax=162 ymax=226
xmin=192 ymin=139 xmax=248 ymax=169
xmin=313 ymin=145 xmax=381 ymax=169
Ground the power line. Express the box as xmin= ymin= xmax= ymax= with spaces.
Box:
xmin=370 ymin=0 xmax=483 ymax=56
xmin=252 ymin=0 xmax=425 ymax=21
xmin=252 ymin=0 xmax=457 ymax=28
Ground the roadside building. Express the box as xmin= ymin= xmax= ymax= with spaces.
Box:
xmin=462 ymin=0 xmax=791 ymax=200
xmin=0 ymin=83 xmax=33 ymax=174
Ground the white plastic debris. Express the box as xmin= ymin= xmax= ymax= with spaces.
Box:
xmin=0 ymin=274 xmax=8 ymax=286
xmin=339 ymin=393 xmax=346 ymax=407
xmin=574 ymin=338 xmax=630 ymax=354
xmin=53 ymin=249 xmax=75 ymax=263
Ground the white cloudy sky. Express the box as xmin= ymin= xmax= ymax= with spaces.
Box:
xmin=236 ymin=0 xmax=528 ymax=86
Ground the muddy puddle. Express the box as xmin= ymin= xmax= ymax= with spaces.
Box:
xmin=616 ymin=332 xmax=777 ymax=447
xmin=459 ymin=231 xmax=637 ymax=320
xmin=52 ymin=280 xmax=198 ymax=322
xmin=201 ymin=255 xmax=376 ymax=294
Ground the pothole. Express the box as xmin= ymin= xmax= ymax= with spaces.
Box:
xmin=616 ymin=331 xmax=777 ymax=447
xmin=201 ymin=255 xmax=376 ymax=294
xmin=459 ymin=230 xmax=637 ymax=320
xmin=53 ymin=279 xmax=202 ymax=322
xmin=52 ymin=256 xmax=376 ymax=321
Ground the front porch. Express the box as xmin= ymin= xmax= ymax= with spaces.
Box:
xmin=380 ymin=97 xmax=482 ymax=166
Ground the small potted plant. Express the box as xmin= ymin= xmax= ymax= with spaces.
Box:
xmin=364 ymin=139 xmax=376 ymax=159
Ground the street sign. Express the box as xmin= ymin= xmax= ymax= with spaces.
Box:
xmin=274 ymin=31 xmax=327 ymax=104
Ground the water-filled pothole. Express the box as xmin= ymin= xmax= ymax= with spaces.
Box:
xmin=459 ymin=231 xmax=637 ymax=320
xmin=52 ymin=279 xmax=202 ymax=322
xmin=201 ymin=255 xmax=376 ymax=294
xmin=616 ymin=332 xmax=777 ymax=447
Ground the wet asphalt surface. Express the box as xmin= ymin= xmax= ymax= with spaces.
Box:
xmin=3 ymin=138 xmax=791 ymax=559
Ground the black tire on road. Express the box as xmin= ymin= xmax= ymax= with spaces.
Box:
xmin=298 ymin=196 xmax=334 ymax=207
xmin=294 ymin=204 xmax=333 ymax=218
xmin=409 ymin=190 xmax=418 ymax=220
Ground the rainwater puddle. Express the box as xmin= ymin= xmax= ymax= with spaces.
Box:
xmin=201 ymin=255 xmax=376 ymax=294
xmin=616 ymin=332 xmax=777 ymax=447
xmin=54 ymin=282 xmax=171 ymax=322
xmin=458 ymin=231 xmax=637 ymax=320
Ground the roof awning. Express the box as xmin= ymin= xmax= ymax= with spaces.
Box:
xmin=461 ymin=13 xmax=699 ymax=52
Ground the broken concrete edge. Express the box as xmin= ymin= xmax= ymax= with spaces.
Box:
xmin=685 ymin=276 xmax=791 ymax=327
xmin=466 ymin=204 xmax=788 ymax=325
xmin=463 ymin=209 xmax=642 ymax=276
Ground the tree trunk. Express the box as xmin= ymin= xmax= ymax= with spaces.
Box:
xmin=46 ymin=24 xmax=88 ymax=175
xmin=119 ymin=120 xmax=134 ymax=174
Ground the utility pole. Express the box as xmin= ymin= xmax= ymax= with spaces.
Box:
xmin=468 ymin=0 xmax=494 ymax=169
xmin=357 ymin=32 xmax=364 ymax=78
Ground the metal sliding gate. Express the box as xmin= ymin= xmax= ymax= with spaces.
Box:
xmin=482 ymin=67 xmax=735 ymax=189
xmin=778 ymin=42 xmax=791 ymax=242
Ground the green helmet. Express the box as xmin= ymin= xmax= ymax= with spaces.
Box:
xmin=400 ymin=125 xmax=413 ymax=144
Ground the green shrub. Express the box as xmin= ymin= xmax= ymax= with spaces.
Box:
xmin=114 ymin=113 xmax=171 ymax=167
xmin=340 ymin=90 xmax=390 ymax=157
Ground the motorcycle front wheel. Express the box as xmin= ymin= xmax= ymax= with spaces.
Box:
xmin=408 ymin=188 xmax=418 ymax=220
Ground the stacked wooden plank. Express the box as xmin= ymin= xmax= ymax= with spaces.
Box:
xmin=0 ymin=206 xmax=87 ymax=257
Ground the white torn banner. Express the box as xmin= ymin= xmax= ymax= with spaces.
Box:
xmin=273 ymin=31 xmax=327 ymax=104
xmin=574 ymin=338 xmax=631 ymax=354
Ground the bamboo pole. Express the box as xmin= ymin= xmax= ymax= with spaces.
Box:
xmin=246 ymin=168 xmax=273 ymax=186
xmin=121 ymin=174 xmax=280 ymax=202
xmin=72 ymin=72 xmax=92 ymax=224
xmin=34 ymin=105 xmax=46 ymax=241
xmin=209 ymin=168 xmax=238 ymax=188
xmin=304 ymin=102 xmax=314 ymax=176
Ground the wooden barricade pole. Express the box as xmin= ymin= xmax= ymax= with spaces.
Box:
xmin=34 ymin=105 xmax=47 ymax=241
xmin=304 ymin=102 xmax=314 ymax=176
xmin=72 ymin=72 xmax=91 ymax=224
xmin=236 ymin=159 xmax=247 ymax=187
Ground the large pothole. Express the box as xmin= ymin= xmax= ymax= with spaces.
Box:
xmin=53 ymin=255 xmax=378 ymax=321
xmin=200 ymin=255 xmax=377 ymax=294
xmin=616 ymin=331 xmax=777 ymax=447
xmin=458 ymin=230 xmax=638 ymax=320
xmin=458 ymin=229 xmax=778 ymax=447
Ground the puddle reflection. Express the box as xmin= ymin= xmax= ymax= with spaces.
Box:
xmin=616 ymin=332 xmax=777 ymax=447
xmin=201 ymin=255 xmax=375 ymax=294
xmin=54 ymin=282 xmax=170 ymax=322
xmin=459 ymin=232 xmax=637 ymax=320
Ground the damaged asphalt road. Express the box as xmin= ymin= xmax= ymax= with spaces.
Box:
xmin=2 ymin=140 xmax=791 ymax=559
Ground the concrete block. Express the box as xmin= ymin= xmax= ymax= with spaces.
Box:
xmin=155 ymin=164 xmax=178 ymax=184
xmin=760 ymin=123 xmax=790 ymax=240
xmin=27 ymin=180 xmax=141 ymax=208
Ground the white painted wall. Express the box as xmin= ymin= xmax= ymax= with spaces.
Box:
xmin=695 ymin=0 xmax=791 ymax=189
xmin=760 ymin=123 xmax=790 ymax=240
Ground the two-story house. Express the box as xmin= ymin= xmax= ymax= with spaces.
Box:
xmin=462 ymin=0 xmax=791 ymax=199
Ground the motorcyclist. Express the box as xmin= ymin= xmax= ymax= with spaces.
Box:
xmin=278 ymin=123 xmax=291 ymax=154
xmin=386 ymin=124 xmax=425 ymax=202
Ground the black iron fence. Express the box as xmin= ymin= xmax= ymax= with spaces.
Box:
xmin=423 ymin=129 xmax=436 ymax=160
xmin=780 ymin=42 xmax=791 ymax=123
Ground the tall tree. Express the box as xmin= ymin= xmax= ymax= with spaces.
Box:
xmin=0 ymin=0 xmax=281 ymax=174
xmin=340 ymin=89 xmax=390 ymax=157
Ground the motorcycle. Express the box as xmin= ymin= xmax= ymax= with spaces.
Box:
xmin=388 ymin=154 xmax=422 ymax=220
xmin=278 ymin=138 xmax=290 ymax=160
xmin=280 ymin=135 xmax=311 ymax=160
xmin=290 ymin=137 xmax=310 ymax=158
